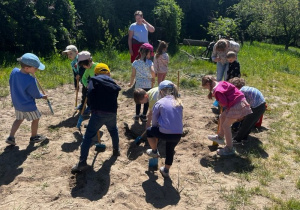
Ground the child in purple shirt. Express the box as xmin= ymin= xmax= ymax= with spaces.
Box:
xmin=202 ymin=75 xmax=252 ymax=156
xmin=146 ymin=80 xmax=183 ymax=178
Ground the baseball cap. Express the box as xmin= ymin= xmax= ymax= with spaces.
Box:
xmin=140 ymin=43 xmax=154 ymax=56
xmin=77 ymin=51 xmax=91 ymax=62
xmin=17 ymin=53 xmax=45 ymax=70
xmin=62 ymin=45 xmax=78 ymax=55
xmin=159 ymin=80 xmax=174 ymax=90
xmin=94 ymin=63 xmax=110 ymax=75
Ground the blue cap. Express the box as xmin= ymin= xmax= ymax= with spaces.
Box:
xmin=159 ymin=80 xmax=174 ymax=90
xmin=17 ymin=53 xmax=45 ymax=70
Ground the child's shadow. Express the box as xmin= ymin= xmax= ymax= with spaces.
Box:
xmin=70 ymin=155 xmax=117 ymax=201
xmin=61 ymin=131 xmax=83 ymax=153
xmin=200 ymin=154 xmax=255 ymax=175
xmin=0 ymin=140 xmax=49 ymax=186
xmin=142 ymin=171 xmax=180 ymax=208
xmin=235 ymin=136 xmax=269 ymax=159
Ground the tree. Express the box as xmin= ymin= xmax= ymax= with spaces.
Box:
xmin=153 ymin=0 xmax=184 ymax=53
xmin=232 ymin=0 xmax=300 ymax=49
xmin=207 ymin=16 xmax=239 ymax=40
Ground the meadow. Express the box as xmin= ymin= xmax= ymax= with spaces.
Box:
xmin=0 ymin=42 xmax=299 ymax=209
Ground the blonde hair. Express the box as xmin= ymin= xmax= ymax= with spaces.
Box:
xmin=155 ymin=41 xmax=168 ymax=59
xmin=159 ymin=84 xmax=182 ymax=107
xmin=202 ymin=75 xmax=217 ymax=99
xmin=228 ymin=77 xmax=245 ymax=89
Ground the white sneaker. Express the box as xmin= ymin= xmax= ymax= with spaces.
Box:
xmin=159 ymin=166 xmax=170 ymax=178
xmin=207 ymin=134 xmax=225 ymax=145
xmin=146 ymin=149 xmax=160 ymax=158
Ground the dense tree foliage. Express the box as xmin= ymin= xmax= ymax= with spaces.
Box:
xmin=0 ymin=0 xmax=299 ymax=59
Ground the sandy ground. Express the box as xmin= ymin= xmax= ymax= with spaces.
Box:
xmin=0 ymin=82 xmax=292 ymax=210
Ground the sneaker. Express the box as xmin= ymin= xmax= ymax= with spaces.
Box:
xmin=207 ymin=134 xmax=225 ymax=145
xmin=30 ymin=135 xmax=46 ymax=143
xmin=140 ymin=115 xmax=147 ymax=122
xmin=71 ymin=161 xmax=89 ymax=173
xmin=5 ymin=136 xmax=16 ymax=145
xmin=113 ymin=148 xmax=120 ymax=156
xmin=217 ymin=146 xmax=236 ymax=156
xmin=146 ymin=149 xmax=160 ymax=158
xmin=133 ymin=115 xmax=139 ymax=122
xmin=232 ymin=139 xmax=242 ymax=145
xmin=159 ymin=166 xmax=170 ymax=178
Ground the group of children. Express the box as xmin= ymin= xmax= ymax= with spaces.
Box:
xmin=5 ymin=38 xmax=265 ymax=178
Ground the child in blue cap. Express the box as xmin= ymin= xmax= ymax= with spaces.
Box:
xmin=6 ymin=53 xmax=48 ymax=145
xmin=145 ymin=80 xmax=183 ymax=178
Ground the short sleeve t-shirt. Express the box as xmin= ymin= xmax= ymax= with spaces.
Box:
xmin=129 ymin=23 xmax=148 ymax=43
xmin=132 ymin=59 xmax=153 ymax=89
xmin=240 ymin=86 xmax=265 ymax=108
xmin=147 ymin=87 xmax=159 ymax=110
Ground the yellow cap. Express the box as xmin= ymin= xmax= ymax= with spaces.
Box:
xmin=94 ymin=63 xmax=110 ymax=75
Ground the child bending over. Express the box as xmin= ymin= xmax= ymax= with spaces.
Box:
xmin=146 ymin=80 xmax=183 ymax=178
xmin=202 ymin=75 xmax=252 ymax=156
xmin=229 ymin=77 xmax=266 ymax=144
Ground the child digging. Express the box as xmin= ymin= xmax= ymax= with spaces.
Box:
xmin=72 ymin=63 xmax=121 ymax=173
xmin=146 ymin=80 xmax=183 ymax=178
xmin=128 ymin=43 xmax=155 ymax=123
xmin=6 ymin=53 xmax=48 ymax=145
xmin=62 ymin=45 xmax=86 ymax=110
xmin=77 ymin=51 xmax=99 ymax=115
xmin=133 ymin=87 xmax=159 ymax=129
xmin=229 ymin=77 xmax=266 ymax=144
xmin=202 ymin=75 xmax=252 ymax=156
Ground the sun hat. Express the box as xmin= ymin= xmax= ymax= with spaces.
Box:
xmin=159 ymin=80 xmax=174 ymax=90
xmin=77 ymin=51 xmax=91 ymax=62
xmin=62 ymin=45 xmax=78 ymax=55
xmin=17 ymin=53 xmax=45 ymax=70
xmin=140 ymin=43 xmax=154 ymax=56
xmin=94 ymin=63 xmax=110 ymax=75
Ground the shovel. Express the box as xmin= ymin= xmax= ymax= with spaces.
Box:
xmin=213 ymin=106 xmax=223 ymax=146
xmin=32 ymin=74 xmax=54 ymax=114
xmin=76 ymin=97 xmax=87 ymax=129
xmin=95 ymin=130 xmax=106 ymax=152
xmin=75 ymin=77 xmax=79 ymax=108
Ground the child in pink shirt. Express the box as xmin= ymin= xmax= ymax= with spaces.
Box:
xmin=202 ymin=75 xmax=252 ymax=156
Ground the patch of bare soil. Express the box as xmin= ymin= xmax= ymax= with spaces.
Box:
xmin=0 ymin=82 xmax=287 ymax=209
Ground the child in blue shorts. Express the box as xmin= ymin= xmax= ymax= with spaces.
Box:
xmin=6 ymin=53 xmax=48 ymax=145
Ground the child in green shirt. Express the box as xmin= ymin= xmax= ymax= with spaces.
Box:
xmin=77 ymin=51 xmax=99 ymax=114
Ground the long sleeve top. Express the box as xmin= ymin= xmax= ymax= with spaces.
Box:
xmin=152 ymin=95 xmax=183 ymax=134
xmin=9 ymin=68 xmax=44 ymax=112
xmin=153 ymin=52 xmax=169 ymax=73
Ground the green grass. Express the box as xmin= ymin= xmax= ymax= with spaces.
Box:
xmin=0 ymin=42 xmax=299 ymax=209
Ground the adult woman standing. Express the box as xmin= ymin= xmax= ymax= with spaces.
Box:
xmin=211 ymin=39 xmax=240 ymax=81
xmin=128 ymin=11 xmax=155 ymax=63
